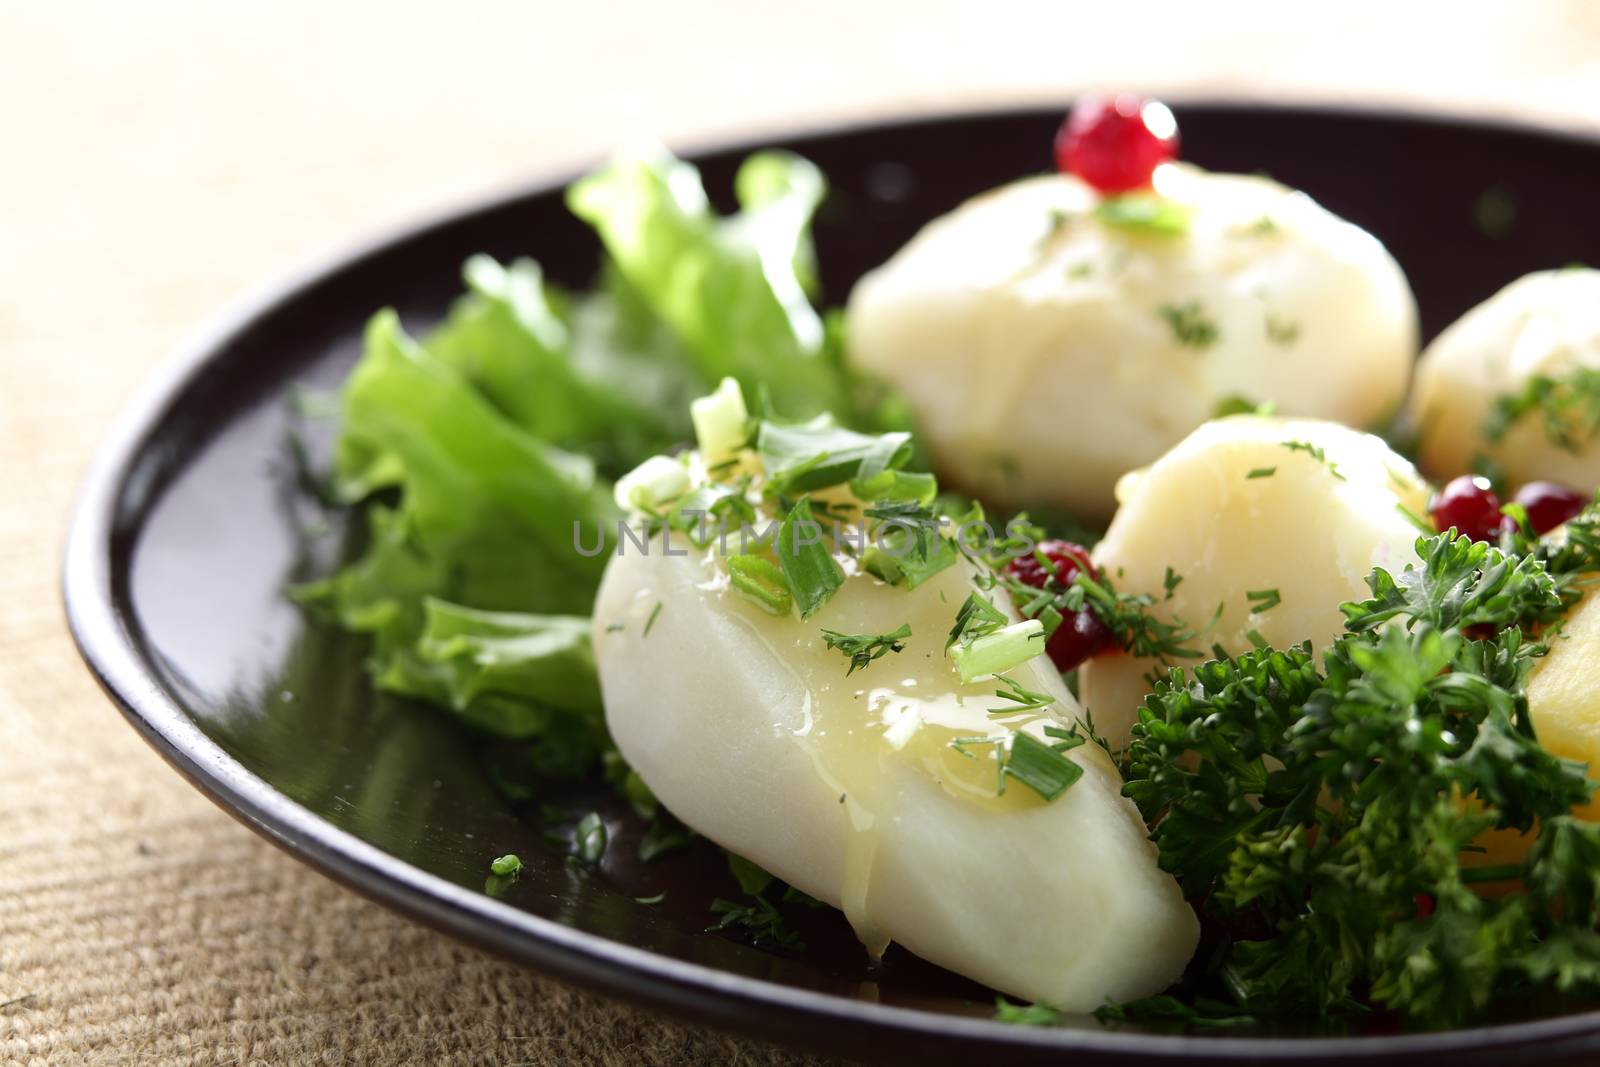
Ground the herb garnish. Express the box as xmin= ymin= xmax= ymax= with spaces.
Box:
xmin=757 ymin=415 xmax=912 ymax=495
xmin=707 ymin=896 xmax=805 ymax=951
xmin=1109 ymin=523 xmax=1600 ymax=1026
xmin=1264 ymin=313 xmax=1301 ymax=347
xmin=1094 ymin=194 xmax=1192 ymax=235
xmin=983 ymin=520 xmax=1214 ymax=665
xmin=1211 ymin=394 xmax=1275 ymax=419
xmin=1484 ymin=365 xmax=1600 ymax=454
xmin=1246 ymin=467 xmax=1277 ymax=479
xmin=643 ymin=601 xmax=663 ymax=636
xmin=775 ymin=497 xmax=844 ymax=619
xmin=948 ymin=725 xmax=1087 ymax=802
xmin=1245 ymin=588 xmax=1281 ymax=613
xmin=946 ymin=593 xmax=1008 ymax=651
xmin=862 ymin=499 xmax=957 ymax=589
xmin=820 ymin=624 xmax=912 ymax=675
xmin=572 ymin=812 xmax=607 ymax=865
xmin=1159 ymin=302 xmax=1219 ymax=349
xmin=1279 ymin=439 xmax=1346 ymax=480
xmin=988 ymin=674 xmax=1057 ymax=715
xmin=727 ymin=554 xmax=793 ymax=616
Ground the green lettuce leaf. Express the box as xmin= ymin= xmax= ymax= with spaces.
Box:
xmin=298 ymin=311 xmax=619 ymax=747
xmin=428 ymin=255 xmax=693 ymax=476
xmin=567 ymin=148 xmax=847 ymax=419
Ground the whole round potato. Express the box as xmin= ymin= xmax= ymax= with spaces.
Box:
xmin=1077 ymin=414 xmax=1430 ymax=744
xmin=1411 ymin=268 xmax=1600 ymax=490
xmin=845 ymin=165 xmax=1418 ymax=519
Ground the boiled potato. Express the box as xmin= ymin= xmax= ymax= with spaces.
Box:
xmin=845 ymin=164 xmax=1417 ymax=519
xmin=1528 ymin=585 xmax=1600 ymax=821
xmin=593 ymin=523 xmax=1197 ymax=1008
xmin=1411 ymin=268 xmax=1600 ymax=490
xmin=1077 ymin=415 xmax=1430 ymax=744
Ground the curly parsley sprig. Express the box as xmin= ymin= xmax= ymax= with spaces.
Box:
xmin=1105 ymin=525 xmax=1600 ymax=1028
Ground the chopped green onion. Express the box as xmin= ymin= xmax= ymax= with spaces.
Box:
xmin=776 ymin=497 xmax=843 ymax=619
xmin=946 ymin=592 xmax=1009 ymax=651
xmin=574 ymin=812 xmax=607 ymax=864
xmin=863 ymin=501 xmax=957 ymax=589
xmin=1094 ymin=193 xmax=1191 ymax=235
xmin=1246 ymin=467 xmax=1277 ymax=480
xmin=757 ymin=415 xmax=912 ymax=494
xmin=849 ymin=469 xmax=938 ymax=506
xmin=1246 ymin=588 xmax=1282 ymax=613
xmin=489 ymin=853 xmax=523 ymax=877
xmin=643 ymin=601 xmax=663 ymax=636
xmin=727 ymin=554 xmax=792 ymax=615
xmin=1003 ymin=731 xmax=1084 ymax=801
xmin=690 ymin=376 xmax=749 ymax=463
xmin=950 ymin=620 xmax=1046 ymax=682
xmin=995 ymin=997 xmax=1064 ymax=1026
xmin=613 ymin=454 xmax=690 ymax=513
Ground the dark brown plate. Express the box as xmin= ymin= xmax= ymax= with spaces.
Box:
xmin=63 ymin=103 xmax=1600 ymax=1064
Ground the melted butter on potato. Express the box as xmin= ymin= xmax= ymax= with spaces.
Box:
xmin=1078 ymin=415 xmax=1430 ymax=744
xmin=845 ymin=164 xmax=1417 ymax=519
xmin=1411 ymin=268 xmax=1600 ymax=489
xmin=593 ymin=504 xmax=1197 ymax=1008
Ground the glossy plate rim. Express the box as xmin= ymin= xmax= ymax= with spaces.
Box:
xmin=61 ymin=101 xmax=1600 ymax=1065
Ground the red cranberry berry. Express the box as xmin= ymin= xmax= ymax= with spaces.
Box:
xmin=1512 ymin=481 xmax=1587 ymax=535
xmin=1003 ymin=540 xmax=1118 ymax=671
xmin=1430 ymin=475 xmax=1511 ymax=543
xmin=1055 ymin=93 xmax=1179 ymax=194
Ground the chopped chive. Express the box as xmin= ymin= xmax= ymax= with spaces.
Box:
xmin=950 ymin=620 xmax=1046 ymax=683
xmin=727 ymin=554 xmax=793 ymax=615
xmin=613 ymin=454 xmax=691 ymax=513
xmin=1246 ymin=467 xmax=1277 ymax=480
xmin=849 ymin=469 xmax=938 ymax=506
xmin=690 ymin=376 xmax=750 ymax=463
xmin=1246 ymin=588 xmax=1282 ymax=613
xmin=757 ymin=415 xmax=912 ymax=494
xmin=489 ymin=854 xmax=523 ymax=877
xmin=643 ymin=601 xmax=663 ymax=636
xmin=996 ymin=997 xmax=1065 ymax=1026
xmin=1094 ymin=193 xmax=1191 ymax=235
xmin=776 ymin=498 xmax=844 ymax=619
xmin=946 ymin=592 xmax=1009 ymax=651
xmin=574 ymin=812 xmax=607 ymax=865
xmin=1003 ymin=731 xmax=1085 ymax=802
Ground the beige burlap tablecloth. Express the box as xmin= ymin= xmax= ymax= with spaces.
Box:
xmin=4 ymin=4 xmax=1599 ymax=1064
